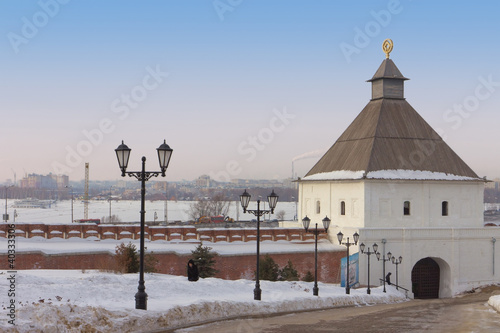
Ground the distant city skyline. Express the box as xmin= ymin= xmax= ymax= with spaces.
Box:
xmin=1 ymin=1 xmax=500 ymax=182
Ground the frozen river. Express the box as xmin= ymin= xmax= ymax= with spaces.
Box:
xmin=7 ymin=199 xmax=298 ymax=224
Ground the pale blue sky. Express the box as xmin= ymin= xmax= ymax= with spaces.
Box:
xmin=1 ymin=0 xmax=499 ymax=182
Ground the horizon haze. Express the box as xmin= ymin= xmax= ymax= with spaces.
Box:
xmin=1 ymin=1 xmax=500 ymax=183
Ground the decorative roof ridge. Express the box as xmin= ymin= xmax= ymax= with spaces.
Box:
xmin=370 ymin=96 xmax=406 ymax=100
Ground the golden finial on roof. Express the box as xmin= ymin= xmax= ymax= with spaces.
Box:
xmin=382 ymin=39 xmax=393 ymax=59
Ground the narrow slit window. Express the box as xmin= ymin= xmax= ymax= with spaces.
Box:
xmin=442 ymin=201 xmax=448 ymax=216
xmin=340 ymin=201 xmax=346 ymax=216
xmin=404 ymin=201 xmax=410 ymax=216
xmin=316 ymin=201 xmax=321 ymax=214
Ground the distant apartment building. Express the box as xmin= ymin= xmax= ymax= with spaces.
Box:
xmin=19 ymin=173 xmax=69 ymax=189
xmin=151 ymin=181 xmax=166 ymax=191
xmin=230 ymin=178 xmax=285 ymax=188
xmin=195 ymin=175 xmax=213 ymax=188
xmin=485 ymin=178 xmax=500 ymax=191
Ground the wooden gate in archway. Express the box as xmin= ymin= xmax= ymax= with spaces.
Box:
xmin=411 ymin=257 xmax=440 ymax=299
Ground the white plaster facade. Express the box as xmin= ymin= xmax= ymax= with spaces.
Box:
xmin=298 ymin=178 xmax=496 ymax=298
xmin=299 ymin=179 xmax=484 ymax=229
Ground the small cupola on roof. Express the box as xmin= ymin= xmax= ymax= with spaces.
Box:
xmin=367 ymin=39 xmax=408 ymax=100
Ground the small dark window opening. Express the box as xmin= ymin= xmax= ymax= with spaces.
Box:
xmin=316 ymin=201 xmax=321 ymax=214
xmin=404 ymin=201 xmax=411 ymax=216
xmin=340 ymin=201 xmax=346 ymax=216
xmin=442 ymin=201 xmax=448 ymax=216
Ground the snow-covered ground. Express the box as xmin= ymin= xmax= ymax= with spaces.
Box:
xmin=1 ymin=270 xmax=407 ymax=333
xmin=8 ymin=200 xmax=298 ymax=224
xmin=489 ymin=295 xmax=500 ymax=314
xmin=5 ymin=199 xmax=498 ymax=332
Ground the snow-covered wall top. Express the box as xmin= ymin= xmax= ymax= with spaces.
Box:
xmin=302 ymin=170 xmax=365 ymax=180
xmin=302 ymin=169 xmax=483 ymax=181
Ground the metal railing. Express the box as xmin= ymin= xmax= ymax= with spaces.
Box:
xmin=379 ymin=278 xmax=409 ymax=298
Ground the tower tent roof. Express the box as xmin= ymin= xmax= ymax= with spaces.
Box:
xmin=367 ymin=58 xmax=408 ymax=82
xmin=304 ymin=45 xmax=481 ymax=181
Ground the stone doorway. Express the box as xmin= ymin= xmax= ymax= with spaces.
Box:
xmin=411 ymin=257 xmax=440 ymax=299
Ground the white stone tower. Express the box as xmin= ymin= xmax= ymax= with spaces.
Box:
xmin=298 ymin=40 xmax=494 ymax=298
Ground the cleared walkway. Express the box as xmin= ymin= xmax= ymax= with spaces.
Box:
xmin=174 ymin=285 xmax=500 ymax=333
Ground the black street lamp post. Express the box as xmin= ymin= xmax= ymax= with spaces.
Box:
xmin=337 ymin=231 xmax=359 ymax=294
xmin=65 ymin=185 xmax=73 ymax=223
xmin=360 ymin=242 xmax=378 ymax=295
xmin=240 ymin=189 xmax=278 ymax=301
xmin=3 ymin=185 xmax=13 ymax=223
xmin=302 ymin=215 xmax=331 ymax=296
xmin=376 ymin=250 xmax=391 ymax=293
xmin=115 ymin=140 xmax=173 ymax=310
xmin=292 ymin=196 xmax=297 ymax=221
xmin=108 ymin=186 xmax=114 ymax=223
xmin=389 ymin=254 xmax=403 ymax=290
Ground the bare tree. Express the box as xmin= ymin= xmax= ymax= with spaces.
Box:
xmin=101 ymin=215 xmax=122 ymax=223
xmin=187 ymin=199 xmax=212 ymax=221
xmin=276 ymin=210 xmax=286 ymax=221
xmin=187 ymin=192 xmax=231 ymax=221
xmin=208 ymin=193 xmax=231 ymax=217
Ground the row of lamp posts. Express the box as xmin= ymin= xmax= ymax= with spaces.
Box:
xmin=301 ymin=219 xmax=403 ymax=296
xmin=360 ymin=242 xmax=403 ymax=294
xmin=116 ymin=140 xmax=354 ymax=306
xmin=114 ymin=140 xmax=402 ymax=308
xmin=302 ymin=220 xmax=403 ymax=296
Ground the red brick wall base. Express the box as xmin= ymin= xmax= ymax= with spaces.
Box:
xmin=1 ymin=250 xmax=344 ymax=283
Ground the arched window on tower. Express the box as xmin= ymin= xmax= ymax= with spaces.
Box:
xmin=340 ymin=201 xmax=346 ymax=216
xmin=316 ymin=200 xmax=321 ymax=214
xmin=442 ymin=201 xmax=449 ymax=216
xmin=403 ymin=201 xmax=411 ymax=216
